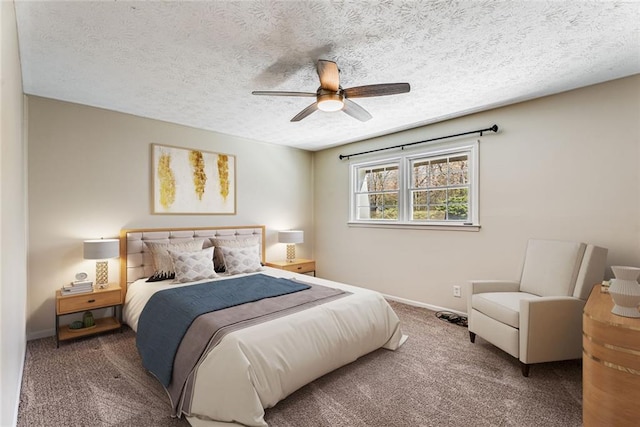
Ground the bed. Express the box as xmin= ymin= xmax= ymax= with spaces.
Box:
xmin=120 ymin=225 xmax=406 ymax=427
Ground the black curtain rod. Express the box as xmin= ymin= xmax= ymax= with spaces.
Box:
xmin=338 ymin=124 xmax=499 ymax=160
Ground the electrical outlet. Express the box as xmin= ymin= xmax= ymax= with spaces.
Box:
xmin=453 ymin=285 xmax=461 ymax=298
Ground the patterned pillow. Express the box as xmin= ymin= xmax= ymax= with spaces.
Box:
xmin=210 ymin=236 xmax=260 ymax=273
xmin=168 ymin=247 xmax=218 ymax=283
xmin=145 ymin=240 xmax=204 ymax=282
xmin=220 ymin=244 xmax=263 ymax=275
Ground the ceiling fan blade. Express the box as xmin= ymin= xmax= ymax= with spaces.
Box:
xmin=342 ymin=99 xmax=372 ymax=122
xmin=317 ymin=60 xmax=340 ymax=92
xmin=252 ymin=91 xmax=316 ymax=97
xmin=291 ymin=102 xmax=319 ymax=122
xmin=343 ymin=83 xmax=410 ymax=98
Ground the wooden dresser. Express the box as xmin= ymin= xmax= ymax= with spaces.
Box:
xmin=582 ymin=285 xmax=640 ymax=426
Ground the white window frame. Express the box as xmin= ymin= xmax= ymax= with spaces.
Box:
xmin=348 ymin=140 xmax=480 ymax=231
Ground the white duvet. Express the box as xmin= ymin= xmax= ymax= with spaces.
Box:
xmin=123 ymin=267 xmax=407 ymax=427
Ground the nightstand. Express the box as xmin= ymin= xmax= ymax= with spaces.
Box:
xmin=55 ymin=283 xmax=123 ymax=347
xmin=266 ymin=259 xmax=316 ymax=276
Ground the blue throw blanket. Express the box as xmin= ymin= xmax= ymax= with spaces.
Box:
xmin=136 ymin=274 xmax=310 ymax=386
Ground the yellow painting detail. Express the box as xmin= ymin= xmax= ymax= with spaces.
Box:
xmin=189 ymin=150 xmax=207 ymax=201
xmin=157 ymin=153 xmax=176 ymax=209
xmin=217 ymin=154 xmax=229 ymax=201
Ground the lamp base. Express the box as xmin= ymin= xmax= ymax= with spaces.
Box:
xmin=286 ymin=244 xmax=296 ymax=263
xmin=95 ymin=261 xmax=109 ymax=287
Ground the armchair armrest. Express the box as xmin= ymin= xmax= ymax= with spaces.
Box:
xmin=519 ymin=296 xmax=586 ymax=364
xmin=468 ymin=280 xmax=520 ymax=294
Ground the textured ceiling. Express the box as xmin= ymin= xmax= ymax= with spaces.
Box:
xmin=15 ymin=1 xmax=640 ymax=151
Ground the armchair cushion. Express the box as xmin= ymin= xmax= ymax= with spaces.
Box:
xmin=467 ymin=280 xmax=520 ymax=316
xmin=472 ymin=292 xmax=538 ymax=328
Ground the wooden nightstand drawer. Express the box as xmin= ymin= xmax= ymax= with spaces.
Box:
xmin=57 ymin=287 xmax=121 ymax=314
xmin=266 ymin=259 xmax=316 ymax=276
xmin=281 ymin=261 xmax=315 ymax=274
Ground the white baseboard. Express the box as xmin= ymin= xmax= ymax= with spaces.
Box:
xmin=382 ymin=293 xmax=467 ymax=317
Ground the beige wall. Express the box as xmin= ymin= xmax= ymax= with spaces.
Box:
xmin=21 ymin=58 xmax=640 ymax=352
xmin=314 ymin=75 xmax=640 ymax=313
xmin=27 ymin=97 xmax=314 ymax=338
xmin=1 ymin=1 xmax=28 ymax=425
xmin=22 ymin=73 xmax=640 ymax=329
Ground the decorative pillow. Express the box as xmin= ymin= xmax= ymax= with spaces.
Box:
xmin=145 ymin=240 xmax=204 ymax=282
xmin=210 ymin=236 xmax=260 ymax=273
xmin=168 ymin=247 xmax=218 ymax=283
xmin=220 ymin=244 xmax=263 ymax=275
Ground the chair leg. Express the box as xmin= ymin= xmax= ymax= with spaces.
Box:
xmin=469 ymin=331 xmax=476 ymax=343
xmin=521 ymin=362 xmax=530 ymax=377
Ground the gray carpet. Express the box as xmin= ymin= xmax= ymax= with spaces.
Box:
xmin=18 ymin=301 xmax=582 ymax=426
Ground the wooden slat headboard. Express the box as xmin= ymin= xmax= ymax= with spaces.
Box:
xmin=119 ymin=225 xmax=266 ymax=296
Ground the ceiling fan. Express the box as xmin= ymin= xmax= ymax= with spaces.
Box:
xmin=252 ymin=59 xmax=410 ymax=122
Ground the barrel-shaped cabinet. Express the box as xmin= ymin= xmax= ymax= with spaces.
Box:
xmin=583 ymin=285 xmax=640 ymax=426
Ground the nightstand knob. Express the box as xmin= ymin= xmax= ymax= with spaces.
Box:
xmin=88 ymin=299 xmax=95 ymax=303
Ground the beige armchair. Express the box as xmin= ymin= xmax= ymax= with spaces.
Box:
xmin=467 ymin=239 xmax=607 ymax=376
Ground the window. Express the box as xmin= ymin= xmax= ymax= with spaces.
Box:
xmin=349 ymin=141 xmax=479 ymax=229
xmin=354 ymin=161 xmax=400 ymax=220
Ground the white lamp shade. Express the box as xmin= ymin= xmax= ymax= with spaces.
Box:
xmin=278 ymin=230 xmax=304 ymax=244
xmin=83 ymin=239 xmax=120 ymax=260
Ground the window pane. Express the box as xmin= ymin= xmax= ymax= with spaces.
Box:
xmin=356 ymin=168 xmax=368 ymax=191
xmin=428 ymin=158 xmax=447 ymax=187
xmin=412 ymin=161 xmax=429 ymax=188
xmin=427 ymin=208 xmax=446 ymax=220
xmin=369 ymin=208 xmax=384 ymax=219
xmin=356 ymin=164 xmax=398 ymax=192
xmin=383 ymin=205 xmax=398 ymax=219
xmin=448 ymin=187 xmax=468 ymax=201
xmin=412 ymin=190 xmax=427 ymax=205
xmin=370 ymin=193 xmax=383 ymax=205
xmin=355 ymin=191 xmax=399 ymax=220
xmin=412 ymin=205 xmax=427 ymax=220
xmin=429 ymin=189 xmax=447 ymax=204
xmin=383 ymin=193 xmax=398 ymax=206
xmin=447 ymin=204 xmax=468 ymax=220
xmin=368 ymin=193 xmax=384 ymax=219
xmin=448 ymin=155 xmax=468 ymax=185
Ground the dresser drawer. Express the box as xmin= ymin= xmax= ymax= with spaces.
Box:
xmin=281 ymin=261 xmax=315 ymax=274
xmin=57 ymin=289 xmax=121 ymax=314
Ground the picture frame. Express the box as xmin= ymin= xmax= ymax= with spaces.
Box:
xmin=151 ymin=143 xmax=236 ymax=214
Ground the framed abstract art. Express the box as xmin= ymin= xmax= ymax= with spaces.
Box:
xmin=151 ymin=144 xmax=236 ymax=214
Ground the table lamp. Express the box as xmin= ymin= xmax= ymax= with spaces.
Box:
xmin=83 ymin=238 xmax=119 ymax=287
xmin=278 ymin=230 xmax=303 ymax=263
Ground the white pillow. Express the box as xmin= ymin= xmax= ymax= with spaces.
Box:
xmin=220 ymin=244 xmax=263 ymax=275
xmin=168 ymin=247 xmax=218 ymax=283
xmin=209 ymin=236 xmax=260 ymax=272
xmin=145 ymin=240 xmax=204 ymax=282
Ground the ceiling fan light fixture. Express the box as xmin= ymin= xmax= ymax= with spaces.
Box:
xmin=317 ymin=93 xmax=344 ymax=112
xmin=253 ymin=60 xmax=409 ymax=121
